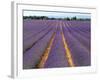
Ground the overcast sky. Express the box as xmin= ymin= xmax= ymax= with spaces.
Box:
xmin=23 ymin=10 xmax=91 ymax=19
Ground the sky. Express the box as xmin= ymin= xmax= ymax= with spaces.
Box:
xmin=23 ymin=10 xmax=91 ymax=19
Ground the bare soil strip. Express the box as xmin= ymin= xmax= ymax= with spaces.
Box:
xmin=60 ymin=22 xmax=75 ymax=67
xmin=36 ymin=32 xmax=56 ymax=68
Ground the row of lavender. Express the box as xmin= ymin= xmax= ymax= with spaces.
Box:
xmin=23 ymin=20 xmax=91 ymax=69
xmin=62 ymin=21 xmax=90 ymax=67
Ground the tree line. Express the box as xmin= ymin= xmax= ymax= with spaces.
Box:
xmin=23 ymin=16 xmax=90 ymax=21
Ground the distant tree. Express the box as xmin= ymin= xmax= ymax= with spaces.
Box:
xmin=64 ymin=17 xmax=70 ymax=20
xmin=71 ymin=16 xmax=77 ymax=20
xmin=50 ymin=17 xmax=56 ymax=20
xmin=23 ymin=16 xmax=90 ymax=21
xmin=58 ymin=18 xmax=62 ymax=20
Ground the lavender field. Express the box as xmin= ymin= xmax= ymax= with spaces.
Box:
xmin=23 ymin=19 xmax=91 ymax=69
